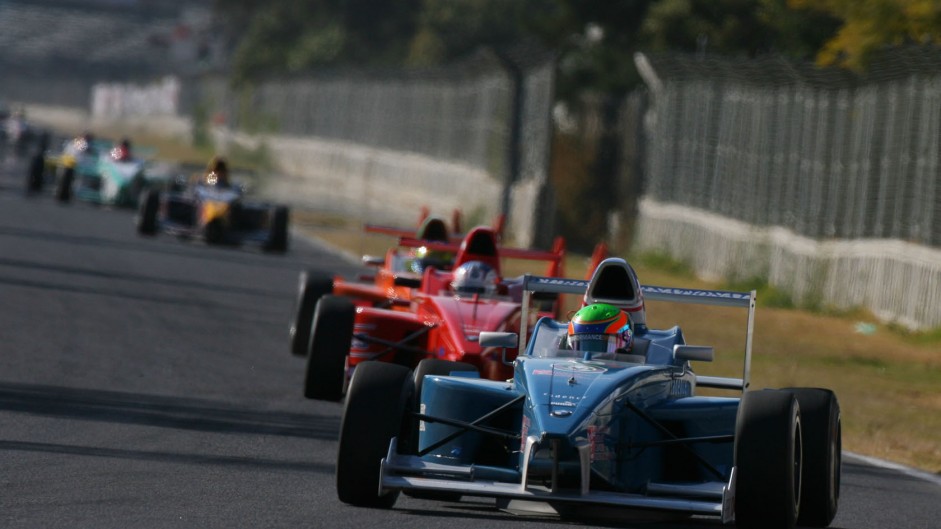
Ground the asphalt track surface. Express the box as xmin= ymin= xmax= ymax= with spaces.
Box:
xmin=1 ymin=157 xmax=940 ymax=528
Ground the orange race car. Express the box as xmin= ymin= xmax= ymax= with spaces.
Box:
xmin=289 ymin=212 xmax=467 ymax=357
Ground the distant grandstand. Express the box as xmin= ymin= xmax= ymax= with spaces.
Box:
xmin=0 ymin=0 xmax=215 ymax=107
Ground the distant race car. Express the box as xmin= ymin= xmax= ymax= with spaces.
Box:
xmin=136 ymin=174 xmax=289 ymax=253
xmin=1 ymin=108 xmax=38 ymax=159
xmin=41 ymin=136 xmax=161 ymax=207
xmin=336 ymin=258 xmax=842 ymax=529
xmin=297 ymin=225 xmax=593 ymax=400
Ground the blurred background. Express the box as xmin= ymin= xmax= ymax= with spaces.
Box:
xmin=4 ymin=0 xmax=938 ymax=329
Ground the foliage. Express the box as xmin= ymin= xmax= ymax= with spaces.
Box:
xmin=641 ymin=0 xmax=839 ymax=60
xmin=213 ymin=0 xmax=843 ymax=95
xmin=215 ymin=0 xmax=421 ymax=85
xmin=406 ymin=0 xmax=554 ymax=66
xmin=789 ymin=0 xmax=941 ymax=70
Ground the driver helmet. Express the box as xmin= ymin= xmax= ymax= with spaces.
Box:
xmin=450 ymin=261 xmax=498 ymax=296
xmin=111 ymin=138 xmax=132 ymax=161
xmin=205 ymin=156 xmax=230 ymax=186
xmin=72 ymin=132 xmax=94 ymax=154
xmin=567 ymin=303 xmax=633 ymax=357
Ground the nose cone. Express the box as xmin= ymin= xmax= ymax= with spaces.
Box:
xmin=522 ymin=359 xmax=606 ymax=436
xmin=520 ymin=357 xmax=655 ymax=439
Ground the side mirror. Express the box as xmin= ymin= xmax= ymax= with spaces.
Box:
xmin=393 ymin=275 xmax=422 ymax=288
xmin=673 ymin=345 xmax=714 ymax=363
xmin=479 ymin=331 xmax=519 ymax=366
xmin=362 ymin=255 xmax=385 ymax=267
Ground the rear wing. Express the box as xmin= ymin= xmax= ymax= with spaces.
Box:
xmin=364 ymin=212 xmax=506 ymax=242
xmin=519 ymin=275 xmax=757 ymax=392
xmin=395 ymin=236 xmax=566 ymax=277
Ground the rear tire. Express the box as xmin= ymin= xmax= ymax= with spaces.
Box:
xmin=56 ymin=167 xmax=74 ymax=203
xmin=735 ymin=389 xmax=802 ymax=529
xmin=264 ymin=206 xmax=289 ymax=253
xmin=336 ymin=362 xmax=412 ymax=508
xmin=137 ymin=189 xmax=160 ymax=236
xmin=205 ymin=218 xmax=225 ymax=245
xmin=26 ymin=153 xmax=44 ymax=193
xmin=290 ymin=270 xmax=334 ymax=357
xmin=303 ymin=295 xmax=355 ymax=400
xmin=785 ymin=388 xmax=841 ymax=527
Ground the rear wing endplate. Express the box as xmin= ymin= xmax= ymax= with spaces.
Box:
xmin=519 ymin=275 xmax=756 ymax=391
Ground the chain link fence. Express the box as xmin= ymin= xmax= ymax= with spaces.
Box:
xmin=190 ymin=48 xmax=556 ymax=246
xmin=632 ymin=49 xmax=941 ymax=329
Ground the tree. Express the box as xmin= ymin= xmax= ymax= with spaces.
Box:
xmin=406 ymin=0 xmax=552 ymax=66
xmin=214 ymin=0 xmax=420 ymax=85
xmin=639 ymin=0 xmax=839 ymax=60
xmin=789 ymin=0 xmax=941 ymax=69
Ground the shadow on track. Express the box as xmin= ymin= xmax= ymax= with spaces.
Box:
xmin=0 ymin=275 xmax=234 ymax=310
xmin=0 ymin=439 xmax=333 ymax=474
xmin=398 ymin=500 xmax=724 ymax=529
xmin=0 ymin=256 xmax=284 ymax=300
xmin=0 ymin=381 xmax=339 ymax=440
xmin=0 ymin=223 xmax=311 ymax=272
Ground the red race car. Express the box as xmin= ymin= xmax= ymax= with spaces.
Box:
xmin=298 ymin=225 xmax=587 ymax=400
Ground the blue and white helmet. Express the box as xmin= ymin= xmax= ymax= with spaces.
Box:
xmin=451 ymin=261 xmax=498 ymax=296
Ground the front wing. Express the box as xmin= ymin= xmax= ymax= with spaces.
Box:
xmin=380 ymin=438 xmax=735 ymax=522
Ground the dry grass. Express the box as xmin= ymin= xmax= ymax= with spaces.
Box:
xmin=294 ymin=213 xmax=941 ymax=474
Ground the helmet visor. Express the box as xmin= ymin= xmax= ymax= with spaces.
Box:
xmin=569 ymin=333 xmax=623 ymax=354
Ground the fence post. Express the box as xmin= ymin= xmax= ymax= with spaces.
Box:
xmin=492 ymin=49 xmax=523 ymax=234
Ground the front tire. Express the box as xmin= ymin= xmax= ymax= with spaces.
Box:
xmin=290 ymin=270 xmax=334 ymax=357
xmin=735 ymin=389 xmax=802 ymax=529
xmin=398 ymin=359 xmax=478 ymax=502
xmin=264 ymin=206 xmax=289 ymax=253
xmin=137 ymin=189 xmax=160 ymax=236
xmin=26 ymin=153 xmax=44 ymax=193
xmin=303 ymin=295 xmax=355 ymax=400
xmin=785 ymin=388 xmax=841 ymax=527
xmin=204 ymin=218 xmax=225 ymax=245
xmin=56 ymin=167 xmax=74 ymax=203
xmin=336 ymin=362 xmax=413 ymax=508
xmin=412 ymin=359 xmax=478 ymax=404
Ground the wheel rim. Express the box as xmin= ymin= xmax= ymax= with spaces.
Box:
xmin=832 ymin=411 xmax=842 ymax=504
xmin=794 ymin=415 xmax=803 ymax=514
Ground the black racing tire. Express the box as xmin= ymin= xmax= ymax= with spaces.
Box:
xmin=56 ymin=167 xmax=74 ymax=203
xmin=26 ymin=153 xmax=44 ymax=193
xmin=402 ymin=359 xmax=479 ymax=453
xmin=303 ymin=295 xmax=355 ymax=400
xmin=735 ymin=389 xmax=802 ymax=529
xmin=264 ymin=206 xmax=289 ymax=253
xmin=398 ymin=359 xmax=478 ymax=502
xmin=204 ymin=218 xmax=225 ymax=245
xmin=412 ymin=359 xmax=479 ymax=404
xmin=336 ymin=361 xmax=413 ymax=508
xmin=784 ymin=388 xmax=841 ymax=527
xmin=290 ymin=270 xmax=334 ymax=357
xmin=137 ymin=189 xmax=160 ymax=236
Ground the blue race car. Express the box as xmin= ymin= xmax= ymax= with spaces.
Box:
xmin=136 ymin=173 xmax=289 ymax=253
xmin=336 ymin=258 xmax=841 ymax=529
